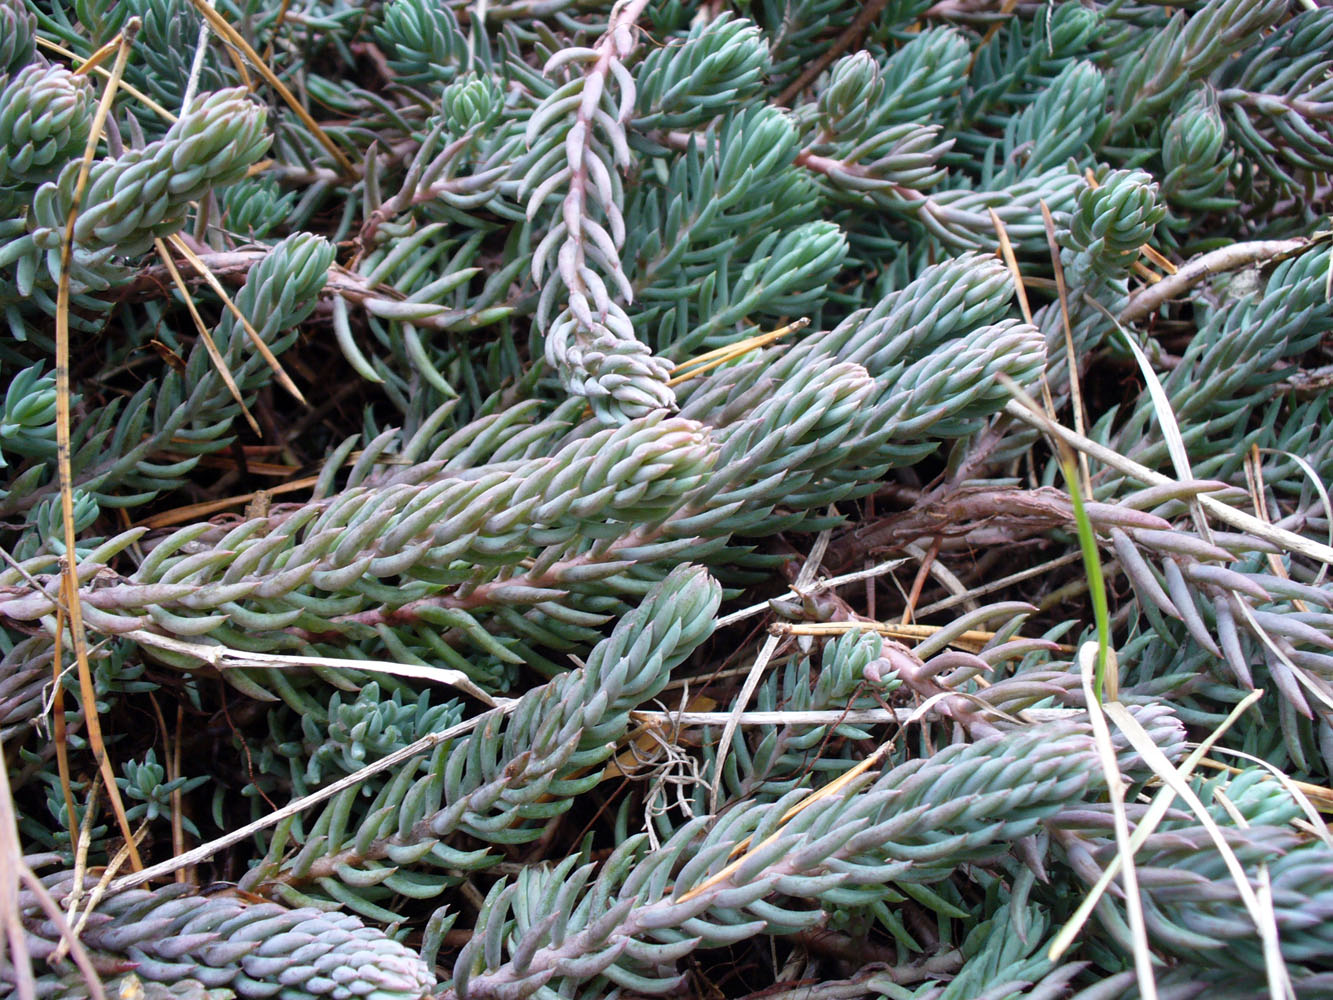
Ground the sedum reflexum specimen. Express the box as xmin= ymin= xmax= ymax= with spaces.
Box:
xmin=2 ymin=0 xmax=1333 ymax=998
xmin=11 ymin=874 xmax=436 ymax=999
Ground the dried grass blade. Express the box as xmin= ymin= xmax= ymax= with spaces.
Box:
xmin=709 ymin=527 xmax=830 ymax=811
xmin=1252 ymin=445 xmax=1332 ymax=588
xmin=261 ymin=0 xmax=295 ymax=62
xmin=173 ymin=706 xmax=189 ymax=881
xmin=124 ymin=628 xmax=502 ymax=706
xmin=1050 ymin=687 xmax=1263 ymax=960
xmin=714 ymin=557 xmax=908 ymax=629
xmin=17 ymin=866 xmax=105 ymax=1000
xmin=769 ymin=620 xmax=1061 ymax=653
xmin=180 ymin=6 xmax=211 ymax=112
xmin=1000 ymin=399 xmax=1333 ymax=565
xmin=1140 ymin=243 xmax=1178 ymax=274
xmin=0 ymin=731 xmax=39 ymax=1000
xmin=1101 ymin=698 xmax=1290 ymax=1000
xmin=71 ymin=36 xmax=121 ymax=76
xmin=1235 ymin=599 xmax=1333 ymax=715
xmin=970 ymin=0 xmax=1022 ymax=67
xmin=1131 ymin=259 xmax=1163 ymax=283
xmin=154 ymin=238 xmax=261 ymax=434
xmin=182 ymin=0 xmax=355 ymax=177
xmin=1104 ymin=303 xmax=1213 ymax=544
xmin=686 ymin=739 xmax=893 ymax=901
xmin=1256 ymin=869 xmax=1295 ymax=1000
xmin=1200 ymin=749 xmax=1333 ymax=834
xmin=108 ymin=699 xmax=520 ymax=893
xmin=916 ymin=551 xmax=1084 ymax=617
xmin=167 ymin=233 xmax=307 ymax=405
xmin=632 ymin=706 xmax=1071 ymax=728
xmin=36 ymin=37 xmax=176 ymax=122
xmin=137 ymin=475 xmax=319 ymax=528
xmin=1208 ymin=792 xmax=1293 ymax=1000
xmin=56 ymin=20 xmax=144 ymax=874
xmin=989 ymin=208 xmax=1032 ymax=324
xmin=1077 ymin=645 xmax=1157 ymax=1000
xmin=65 ymin=771 xmax=97 ymax=918
xmin=59 ymin=821 xmax=148 ymax=959
xmin=1041 ymin=199 xmax=1093 ymax=492
xmin=667 ymin=319 xmax=807 ymax=386
xmin=147 ymin=694 xmax=187 ymax=880
xmin=708 ymin=632 xmax=782 ymax=814
xmin=1242 ymin=447 xmax=1308 ymax=618
xmin=52 ymin=607 xmax=80 ymax=850
xmin=901 ymin=537 xmax=941 ymax=624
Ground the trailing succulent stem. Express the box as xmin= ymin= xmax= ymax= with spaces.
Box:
xmin=2 ymin=0 xmax=1333 ymax=997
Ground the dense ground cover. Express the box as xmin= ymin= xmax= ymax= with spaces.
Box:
xmin=3 ymin=0 xmax=1333 ymax=997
